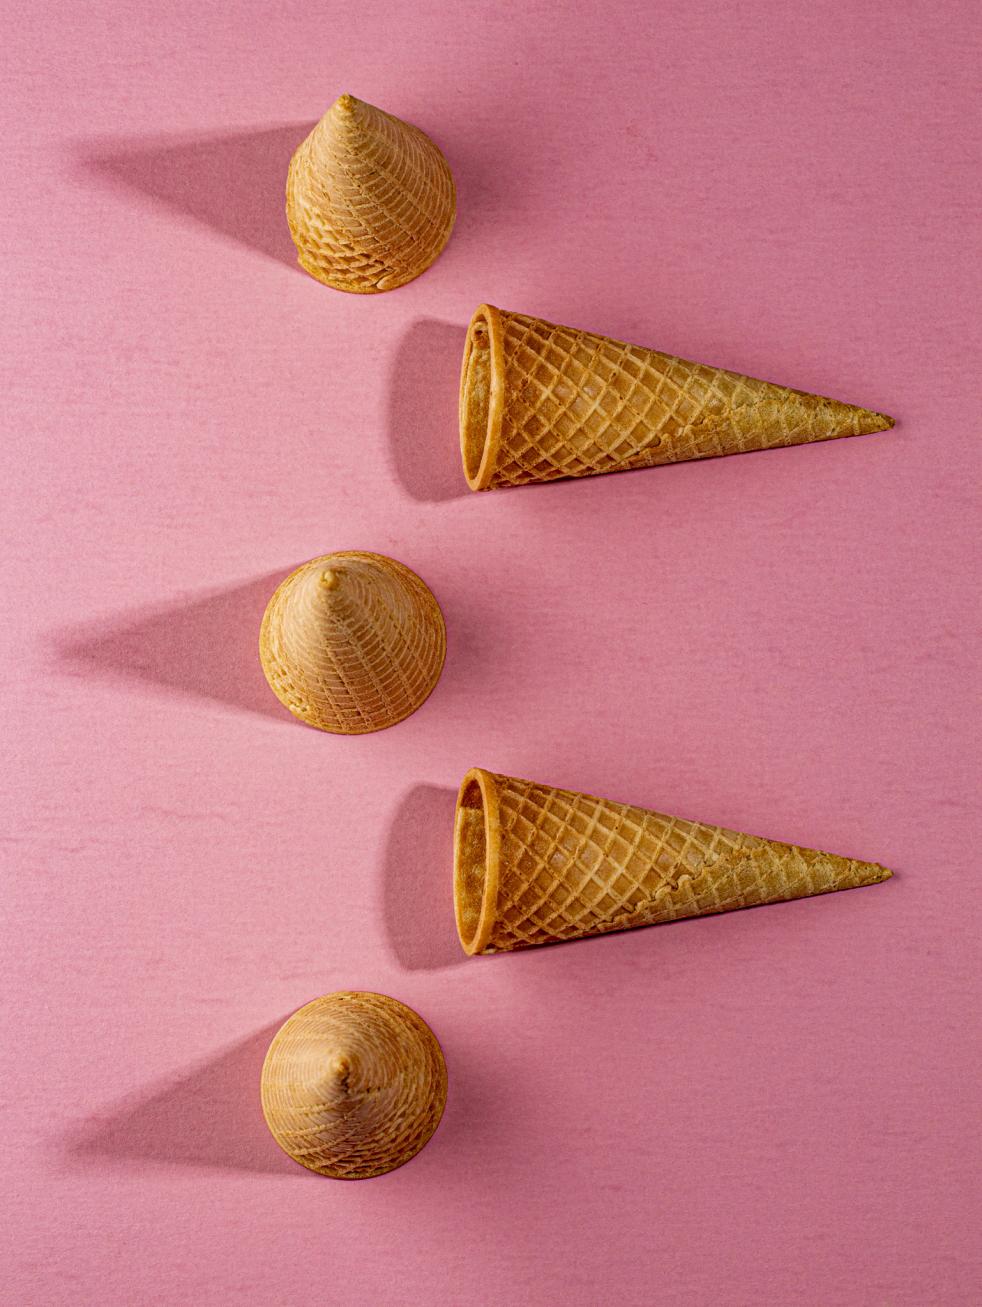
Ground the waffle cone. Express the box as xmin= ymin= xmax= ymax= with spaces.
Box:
xmin=261 ymin=992 xmax=447 ymax=1179
xmin=459 ymin=305 xmax=894 ymax=489
xmin=287 ymin=94 xmax=456 ymax=293
xmin=454 ymin=769 xmax=892 ymax=954
xmin=259 ymin=551 xmax=446 ymax=734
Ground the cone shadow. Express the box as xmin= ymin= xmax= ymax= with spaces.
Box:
xmin=382 ymin=784 xmax=464 ymax=971
xmin=51 ymin=572 xmax=289 ymax=721
xmin=387 ymin=319 xmax=469 ymax=503
xmin=76 ymin=124 xmax=314 ymax=268
xmin=65 ymin=1023 xmax=294 ymax=1175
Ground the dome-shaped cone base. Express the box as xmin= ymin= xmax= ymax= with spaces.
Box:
xmin=261 ymin=993 xmax=448 ymax=1178
xmin=459 ymin=305 xmax=895 ymax=490
xmin=287 ymin=93 xmax=456 ymax=293
xmin=259 ymin=551 xmax=446 ymax=734
xmin=454 ymin=768 xmax=893 ymax=954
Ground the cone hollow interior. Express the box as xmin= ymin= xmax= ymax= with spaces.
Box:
xmin=454 ymin=768 xmax=892 ymax=954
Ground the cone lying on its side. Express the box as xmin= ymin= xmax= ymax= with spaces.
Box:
xmin=459 ymin=305 xmax=894 ymax=490
xmin=287 ymin=93 xmax=456 ymax=293
xmin=261 ymin=992 xmax=448 ymax=1179
xmin=454 ymin=769 xmax=892 ymax=954
xmin=259 ymin=551 xmax=446 ymax=734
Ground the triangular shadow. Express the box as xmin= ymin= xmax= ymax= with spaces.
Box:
xmin=76 ymin=124 xmax=314 ymax=268
xmin=51 ymin=572 xmax=290 ymax=721
xmin=65 ymin=1023 xmax=296 ymax=1175
xmin=382 ymin=784 xmax=464 ymax=971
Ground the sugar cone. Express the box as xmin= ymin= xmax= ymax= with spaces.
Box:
xmin=454 ymin=769 xmax=892 ymax=953
xmin=259 ymin=551 xmax=446 ymax=734
xmin=459 ymin=305 xmax=894 ymax=489
xmin=261 ymin=992 xmax=447 ymax=1178
xmin=286 ymin=94 xmax=456 ymax=293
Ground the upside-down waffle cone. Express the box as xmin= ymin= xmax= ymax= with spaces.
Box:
xmin=259 ymin=551 xmax=446 ymax=734
xmin=454 ymin=769 xmax=892 ymax=954
xmin=287 ymin=94 xmax=456 ymax=293
xmin=261 ymin=992 xmax=447 ymax=1179
xmin=459 ymin=305 xmax=894 ymax=489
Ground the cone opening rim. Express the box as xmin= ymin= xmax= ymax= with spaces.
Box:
xmin=459 ymin=306 xmax=504 ymax=490
xmin=453 ymin=768 xmax=500 ymax=954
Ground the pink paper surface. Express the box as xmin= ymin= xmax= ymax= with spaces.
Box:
xmin=3 ymin=2 xmax=980 ymax=1303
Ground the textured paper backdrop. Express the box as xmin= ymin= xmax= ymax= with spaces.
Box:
xmin=2 ymin=2 xmax=980 ymax=1304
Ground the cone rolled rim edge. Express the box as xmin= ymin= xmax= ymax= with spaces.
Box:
xmin=453 ymin=767 xmax=502 ymax=955
xmin=459 ymin=305 xmax=505 ymax=490
xmin=258 ymin=551 xmax=447 ymax=734
xmin=259 ymin=990 xmax=449 ymax=1179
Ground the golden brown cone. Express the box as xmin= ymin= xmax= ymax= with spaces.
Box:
xmin=286 ymin=94 xmax=456 ymax=293
xmin=261 ymin=993 xmax=447 ymax=1179
xmin=259 ymin=551 xmax=446 ymax=734
xmin=454 ymin=768 xmax=892 ymax=954
xmin=459 ymin=305 xmax=894 ymax=489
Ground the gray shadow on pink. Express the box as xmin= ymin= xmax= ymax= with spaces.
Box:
xmin=51 ymin=572 xmax=289 ymax=721
xmin=382 ymin=784 xmax=464 ymax=971
xmin=387 ymin=319 xmax=469 ymax=503
xmin=64 ymin=1023 xmax=296 ymax=1176
xmin=75 ymin=124 xmax=313 ymax=269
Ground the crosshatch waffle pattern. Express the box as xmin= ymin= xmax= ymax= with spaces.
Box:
xmin=481 ymin=773 xmax=891 ymax=952
xmin=287 ymin=94 xmax=456 ymax=293
xmin=261 ymin=993 xmax=448 ymax=1179
xmin=482 ymin=309 xmax=893 ymax=488
xmin=259 ymin=552 xmax=446 ymax=734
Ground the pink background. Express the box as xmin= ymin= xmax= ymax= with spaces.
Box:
xmin=3 ymin=1 xmax=980 ymax=1303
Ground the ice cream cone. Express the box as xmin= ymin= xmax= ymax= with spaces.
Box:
xmin=454 ymin=768 xmax=892 ymax=954
xmin=261 ymin=992 xmax=447 ymax=1179
xmin=287 ymin=94 xmax=456 ymax=293
xmin=259 ymin=551 xmax=446 ymax=734
xmin=459 ymin=305 xmax=894 ymax=489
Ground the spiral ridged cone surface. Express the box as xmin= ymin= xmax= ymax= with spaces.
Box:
xmin=454 ymin=769 xmax=892 ymax=954
xmin=259 ymin=551 xmax=446 ymax=733
xmin=261 ymin=992 xmax=447 ymax=1179
xmin=459 ymin=305 xmax=894 ymax=489
xmin=286 ymin=94 xmax=456 ymax=293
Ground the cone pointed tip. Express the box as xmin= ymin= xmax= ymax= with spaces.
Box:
xmin=324 ymin=94 xmax=363 ymax=136
xmin=864 ymin=861 xmax=893 ymax=885
xmin=319 ymin=568 xmax=340 ymax=591
xmin=859 ymin=408 xmax=895 ymax=435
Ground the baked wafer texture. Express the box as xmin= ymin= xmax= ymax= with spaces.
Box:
xmin=259 ymin=551 xmax=446 ymax=733
xmin=459 ymin=305 xmax=894 ymax=490
xmin=261 ymin=992 xmax=448 ymax=1179
xmin=454 ymin=768 xmax=892 ymax=954
xmin=286 ymin=94 xmax=456 ymax=293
